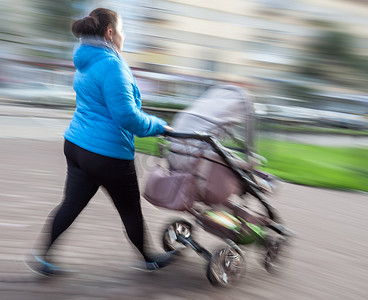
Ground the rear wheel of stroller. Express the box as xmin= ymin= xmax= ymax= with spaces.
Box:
xmin=162 ymin=219 xmax=193 ymax=252
xmin=206 ymin=246 xmax=245 ymax=287
xmin=264 ymin=236 xmax=287 ymax=273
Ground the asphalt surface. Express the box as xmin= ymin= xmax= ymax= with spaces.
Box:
xmin=0 ymin=103 xmax=367 ymax=300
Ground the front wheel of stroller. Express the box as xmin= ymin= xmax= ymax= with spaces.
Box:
xmin=206 ymin=246 xmax=246 ymax=287
xmin=162 ymin=219 xmax=193 ymax=252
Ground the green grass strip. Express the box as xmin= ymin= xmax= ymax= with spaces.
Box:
xmin=257 ymin=138 xmax=368 ymax=192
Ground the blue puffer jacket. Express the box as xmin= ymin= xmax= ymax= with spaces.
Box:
xmin=64 ymin=43 xmax=167 ymax=160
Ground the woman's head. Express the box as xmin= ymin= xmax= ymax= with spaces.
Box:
xmin=72 ymin=8 xmax=125 ymax=52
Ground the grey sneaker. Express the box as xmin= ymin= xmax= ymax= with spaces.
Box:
xmin=132 ymin=250 xmax=179 ymax=272
xmin=24 ymin=253 xmax=71 ymax=277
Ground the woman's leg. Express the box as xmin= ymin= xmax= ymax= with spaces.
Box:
xmin=41 ymin=142 xmax=99 ymax=257
xmin=96 ymin=160 xmax=176 ymax=270
xmin=101 ymin=161 xmax=177 ymax=270
xmin=101 ymin=161 xmax=147 ymax=258
xmin=60 ymin=141 xmax=147 ymax=258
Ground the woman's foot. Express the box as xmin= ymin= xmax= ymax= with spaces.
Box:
xmin=24 ymin=253 xmax=70 ymax=277
xmin=132 ymin=250 xmax=179 ymax=271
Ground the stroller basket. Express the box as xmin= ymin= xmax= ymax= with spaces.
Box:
xmin=144 ymin=131 xmax=277 ymax=220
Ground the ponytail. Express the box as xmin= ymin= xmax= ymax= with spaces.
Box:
xmin=71 ymin=8 xmax=118 ymax=38
xmin=72 ymin=16 xmax=100 ymax=37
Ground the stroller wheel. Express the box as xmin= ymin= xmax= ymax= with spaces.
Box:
xmin=264 ymin=236 xmax=287 ymax=274
xmin=206 ymin=246 xmax=245 ymax=287
xmin=162 ymin=219 xmax=192 ymax=252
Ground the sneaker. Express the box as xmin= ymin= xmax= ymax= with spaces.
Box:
xmin=24 ymin=253 xmax=70 ymax=277
xmin=132 ymin=250 xmax=179 ymax=272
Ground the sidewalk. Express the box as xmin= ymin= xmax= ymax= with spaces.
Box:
xmin=0 ymin=99 xmax=74 ymax=119
xmin=0 ymin=102 xmax=72 ymax=141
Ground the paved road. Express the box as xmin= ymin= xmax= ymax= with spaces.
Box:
xmin=0 ymin=104 xmax=367 ymax=299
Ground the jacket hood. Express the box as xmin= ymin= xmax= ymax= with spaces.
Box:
xmin=73 ymin=36 xmax=119 ymax=71
xmin=73 ymin=46 xmax=99 ymax=71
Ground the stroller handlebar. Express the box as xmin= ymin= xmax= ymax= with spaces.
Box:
xmin=162 ymin=130 xmax=212 ymax=141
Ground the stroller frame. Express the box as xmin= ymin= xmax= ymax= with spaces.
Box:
xmin=156 ymin=131 xmax=293 ymax=287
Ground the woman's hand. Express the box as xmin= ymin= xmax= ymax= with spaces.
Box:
xmin=163 ymin=125 xmax=174 ymax=132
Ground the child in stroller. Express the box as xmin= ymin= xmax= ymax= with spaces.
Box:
xmin=144 ymin=85 xmax=293 ymax=286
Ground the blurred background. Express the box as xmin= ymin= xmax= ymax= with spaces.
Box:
xmin=1 ymin=0 xmax=368 ymax=191
xmin=1 ymin=3 xmax=367 ymax=298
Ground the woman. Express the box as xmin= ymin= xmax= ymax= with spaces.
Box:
xmin=27 ymin=8 xmax=176 ymax=276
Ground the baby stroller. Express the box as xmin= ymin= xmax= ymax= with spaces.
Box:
xmin=144 ymin=85 xmax=293 ymax=287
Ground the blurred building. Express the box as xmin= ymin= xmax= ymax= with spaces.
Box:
xmin=120 ymin=1 xmax=367 ymax=80
xmin=115 ymin=0 xmax=368 ymax=113
xmin=1 ymin=0 xmax=367 ymax=118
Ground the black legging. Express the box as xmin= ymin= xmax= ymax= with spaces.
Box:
xmin=43 ymin=139 xmax=147 ymax=259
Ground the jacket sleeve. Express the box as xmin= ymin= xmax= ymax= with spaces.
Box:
xmin=102 ymin=59 xmax=167 ymax=137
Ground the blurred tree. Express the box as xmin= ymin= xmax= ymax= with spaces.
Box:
xmin=299 ymin=27 xmax=368 ymax=91
xmin=30 ymin=0 xmax=88 ymax=60
xmin=312 ymin=30 xmax=352 ymax=59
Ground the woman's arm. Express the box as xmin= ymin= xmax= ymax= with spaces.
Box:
xmin=102 ymin=59 xmax=167 ymax=137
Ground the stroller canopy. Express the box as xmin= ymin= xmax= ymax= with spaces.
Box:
xmin=172 ymin=85 xmax=255 ymax=153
